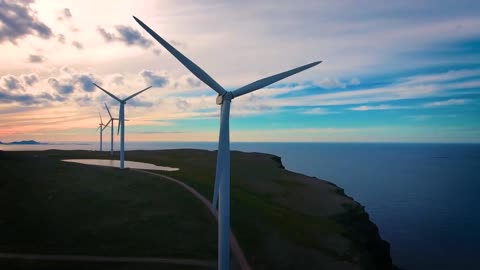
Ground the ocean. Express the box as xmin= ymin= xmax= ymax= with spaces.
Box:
xmin=2 ymin=142 xmax=479 ymax=270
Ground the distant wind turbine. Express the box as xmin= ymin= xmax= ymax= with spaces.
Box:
xmin=133 ymin=16 xmax=321 ymax=270
xmin=93 ymin=83 xmax=152 ymax=169
xmin=96 ymin=112 xmax=107 ymax=152
xmin=103 ymin=103 xmax=120 ymax=156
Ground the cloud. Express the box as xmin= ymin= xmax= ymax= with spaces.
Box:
xmin=268 ymin=69 xmax=480 ymax=108
xmin=48 ymin=78 xmax=75 ymax=95
xmin=127 ymin=98 xmax=154 ymax=107
xmin=170 ymin=40 xmax=184 ymax=47
xmin=75 ymin=74 xmax=95 ymax=92
xmin=140 ymin=70 xmax=168 ymax=87
xmin=347 ymin=98 xmax=470 ymax=112
xmin=57 ymin=33 xmax=66 ymax=44
xmin=185 ymin=76 xmax=202 ymax=87
xmin=28 ymin=54 xmax=45 ymax=63
xmin=0 ymin=0 xmax=53 ymax=44
xmin=61 ymin=8 xmax=72 ymax=19
xmin=405 ymin=115 xmax=432 ymax=121
xmin=115 ymin=25 xmax=153 ymax=48
xmin=110 ymin=74 xmax=124 ymax=85
xmin=97 ymin=25 xmax=153 ymax=49
xmin=175 ymin=99 xmax=190 ymax=111
xmin=350 ymin=77 xmax=361 ymax=85
xmin=301 ymin=108 xmax=335 ymax=115
xmin=173 ymin=75 xmax=203 ymax=90
xmin=21 ymin=74 xmax=39 ymax=86
xmin=2 ymin=75 xmax=22 ymax=90
xmin=0 ymin=91 xmax=35 ymax=105
xmin=72 ymin=40 xmax=83 ymax=50
xmin=37 ymin=92 xmax=67 ymax=102
xmin=423 ymin=98 xmax=470 ymax=107
xmin=317 ymin=77 xmax=346 ymax=89
xmin=349 ymin=104 xmax=409 ymax=111
xmin=0 ymin=88 xmax=65 ymax=106
xmin=74 ymin=94 xmax=93 ymax=106
xmin=97 ymin=26 xmax=115 ymax=42
xmin=401 ymin=69 xmax=480 ymax=85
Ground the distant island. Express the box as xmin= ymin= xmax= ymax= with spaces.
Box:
xmin=1 ymin=140 xmax=47 ymax=145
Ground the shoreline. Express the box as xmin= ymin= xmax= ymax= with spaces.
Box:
xmin=1 ymin=149 xmax=396 ymax=269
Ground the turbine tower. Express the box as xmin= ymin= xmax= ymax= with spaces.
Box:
xmin=103 ymin=103 xmax=120 ymax=156
xmin=96 ymin=112 xmax=106 ymax=152
xmin=133 ymin=16 xmax=321 ymax=270
xmin=93 ymin=83 xmax=152 ymax=169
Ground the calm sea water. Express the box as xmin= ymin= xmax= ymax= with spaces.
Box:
xmin=2 ymin=142 xmax=479 ymax=270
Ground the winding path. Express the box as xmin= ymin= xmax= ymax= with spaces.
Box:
xmin=134 ymin=169 xmax=252 ymax=270
xmin=1 ymin=167 xmax=252 ymax=270
xmin=0 ymin=252 xmax=215 ymax=268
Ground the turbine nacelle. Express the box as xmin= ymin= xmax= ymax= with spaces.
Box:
xmin=216 ymin=92 xmax=233 ymax=105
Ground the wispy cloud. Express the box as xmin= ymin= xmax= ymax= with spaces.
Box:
xmin=317 ymin=77 xmax=346 ymax=89
xmin=270 ymin=70 xmax=480 ymax=107
xmin=400 ymin=69 xmax=480 ymax=85
xmin=301 ymin=108 xmax=336 ymax=115
xmin=423 ymin=98 xmax=470 ymax=107
xmin=28 ymin=54 xmax=46 ymax=63
xmin=97 ymin=25 xmax=153 ymax=49
xmin=71 ymin=41 xmax=83 ymax=50
xmin=405 ymin=115 xmax=433 ymax=121
xmin=349 ymin=104 xmax=409 ymax=111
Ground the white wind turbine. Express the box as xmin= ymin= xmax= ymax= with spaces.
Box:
xmin=134 ymin=16 xmax=321 ymax=270
xmin=93 ymin=83 xmax=152 ymax=169
xmin=103 ymin=103 xmax=120 ymax=156
xmin=96 ymin=112 xmax=107 ymax=152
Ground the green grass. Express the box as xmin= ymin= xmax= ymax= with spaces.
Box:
xmin=0 ymin=149 xmax=393 ymax=270
xmin=0 ymin=151 xmax=217 ymax=269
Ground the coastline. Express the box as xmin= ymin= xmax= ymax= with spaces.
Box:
xmin=270 ymin=154 xmax=394 ymax=269
xmin=0 ymin=149 xmax=396 ymax=269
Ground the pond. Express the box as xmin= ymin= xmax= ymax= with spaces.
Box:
xmin=63 ymin=159 xmax=179 ymax=171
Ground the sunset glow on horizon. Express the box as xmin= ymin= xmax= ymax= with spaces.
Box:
xmin=1 ymin=0 xmax=479 ymax=143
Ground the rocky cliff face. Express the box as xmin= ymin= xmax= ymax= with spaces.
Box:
xmin=334 ymin=191 xmax=394 ymax=269
xmin=272 ymin=155 xmax=395 ymax=270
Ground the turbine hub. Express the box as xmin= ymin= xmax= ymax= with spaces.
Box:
xmin=216 ymin=92 xmax=233 ymax=105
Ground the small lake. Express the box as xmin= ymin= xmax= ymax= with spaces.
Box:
xmin=63 ymin=159 xmax=179 ymax=171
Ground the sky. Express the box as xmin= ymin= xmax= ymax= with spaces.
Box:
xmin=0 ymin=0 xmax=479 ymax=143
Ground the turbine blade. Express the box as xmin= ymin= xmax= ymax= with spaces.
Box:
xmin=104 ymin=103 xmax=113 ymax=118
xmin=124 ymin=86 xmax=152 ymax=101
xmin=133 ymin=16 xmax=227 ymax=96
xmin=93 ymin=83 xmax=121 ymax=102
xmin=117 ymin=120 xmax=121 ymax=135
xmin=104 ymin=119 xmax=112 ymax=128
xmin=231 ymin=61 xmax=322 ymax=98
xmin=99 ymin=112 xmax=103 ymax=124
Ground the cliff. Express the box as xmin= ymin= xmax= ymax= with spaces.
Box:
xmin=0 ymin=149 xmax=396 ymax=270
xmin=270 ymin=154 xmax=394 ymax=269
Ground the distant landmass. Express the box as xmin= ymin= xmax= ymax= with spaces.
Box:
xmin=2 ymin=140 xmax=47 ymax=145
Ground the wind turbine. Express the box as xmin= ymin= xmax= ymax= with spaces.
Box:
xmin=93 ymin=83 xmax=152 ymax=169
xmin=103 ymin=103 xmax=120 ymax=156
xmin=134 ymin=16 xmax=321 ymax=270
xmin=96 ymin=112 xmax=106 ymax=152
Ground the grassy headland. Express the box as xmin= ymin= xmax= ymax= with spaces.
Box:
xmin=0 ymin=149 xmax=394 ymax=269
